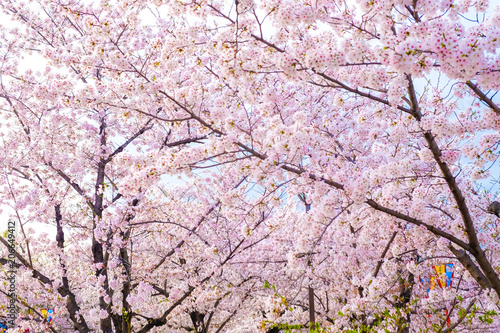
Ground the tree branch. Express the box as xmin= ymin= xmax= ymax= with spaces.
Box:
xmin=406 ymin=75 xmax=500 ymax=296
xmin=0 ymin=235 xmax=90 ymax=332
xmin=373 ymin=231 xmax=398 ymax=278
xmin=448 ymin=246 xmax=491 ymax=289
xmin=466 ymin=81 xmax=500 ymax=114
xmin=441 ymin=297 xmax=476 ymax=333
xmin=366 ymin=199 xmax=471 ymax=251
xmin=104 ymin=120 xmax=154 ymax=163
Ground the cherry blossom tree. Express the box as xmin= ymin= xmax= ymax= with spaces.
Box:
xmin=0 ymin=3 xmax=283 ymax=331
xmin=0 ymin=83 xmax=284 ymax=332
xmin=1 ymin=0 xmax=500 ymax=332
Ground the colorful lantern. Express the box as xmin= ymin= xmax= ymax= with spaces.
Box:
xmin=420 ymin=263 xmax=454 ymax=327
xmin=434 ymin=264 xmax=454 ymax=289
xmin=41 ymin=309 xmax=53 ymax=323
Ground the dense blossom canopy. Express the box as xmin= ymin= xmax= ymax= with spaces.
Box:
xmin=0 ymin=0 xmax=499 ymax=332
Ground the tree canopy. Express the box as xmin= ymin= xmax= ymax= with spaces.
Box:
xmin=0 ymin=0 xmax=499 ymax=332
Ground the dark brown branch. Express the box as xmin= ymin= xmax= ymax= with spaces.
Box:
xmin=92 ymin=116 xmax=113 ymax=333
xmin=0 ymin=237 xmax=34 ymax=271
xmin=466 ymin=81 xmax=500 ymax=114
xmin=406 ymin=75 xmax=500 ymax=295
xmin=0 ymin=289 xmax=58 ymax=333
xmin=0 ymin=258 xmax=20 ymax=268
xmin=54 ymin=205 xmax=89 ymax=332
xmin=250 ymin=34 xmax=285 ymax=53
xmin=136 ymin=274 xmax=213 ymax=333
xmin=105 ymin=120 xmax=154 ymax=163
xmin=163 ymin=136 xmax=207 ymax=148
xmin=448 ymin=246 xmax=491 ymax=289
xmin=49 ymin=164 xmax=94 ymax=210
xmin=405 ymin=3 xmax=422 ymax=23
xmin=312 ymin=70 xmax=413 ymax=115
xmin=151 ymin=201 xmax=220 ymax=272
xmin=0 ymin=236 xmax=90 ymax=332
xmin=131 ymin=220 xmax=210 ymax=246
xmin=441 ymin=297 xmax=476 ymax=333
xmin=373 ymin=231 xmax=398 ymax=278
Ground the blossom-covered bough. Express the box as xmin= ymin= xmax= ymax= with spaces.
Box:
xmin=0 ymin=0 xmax=499 ymax=332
